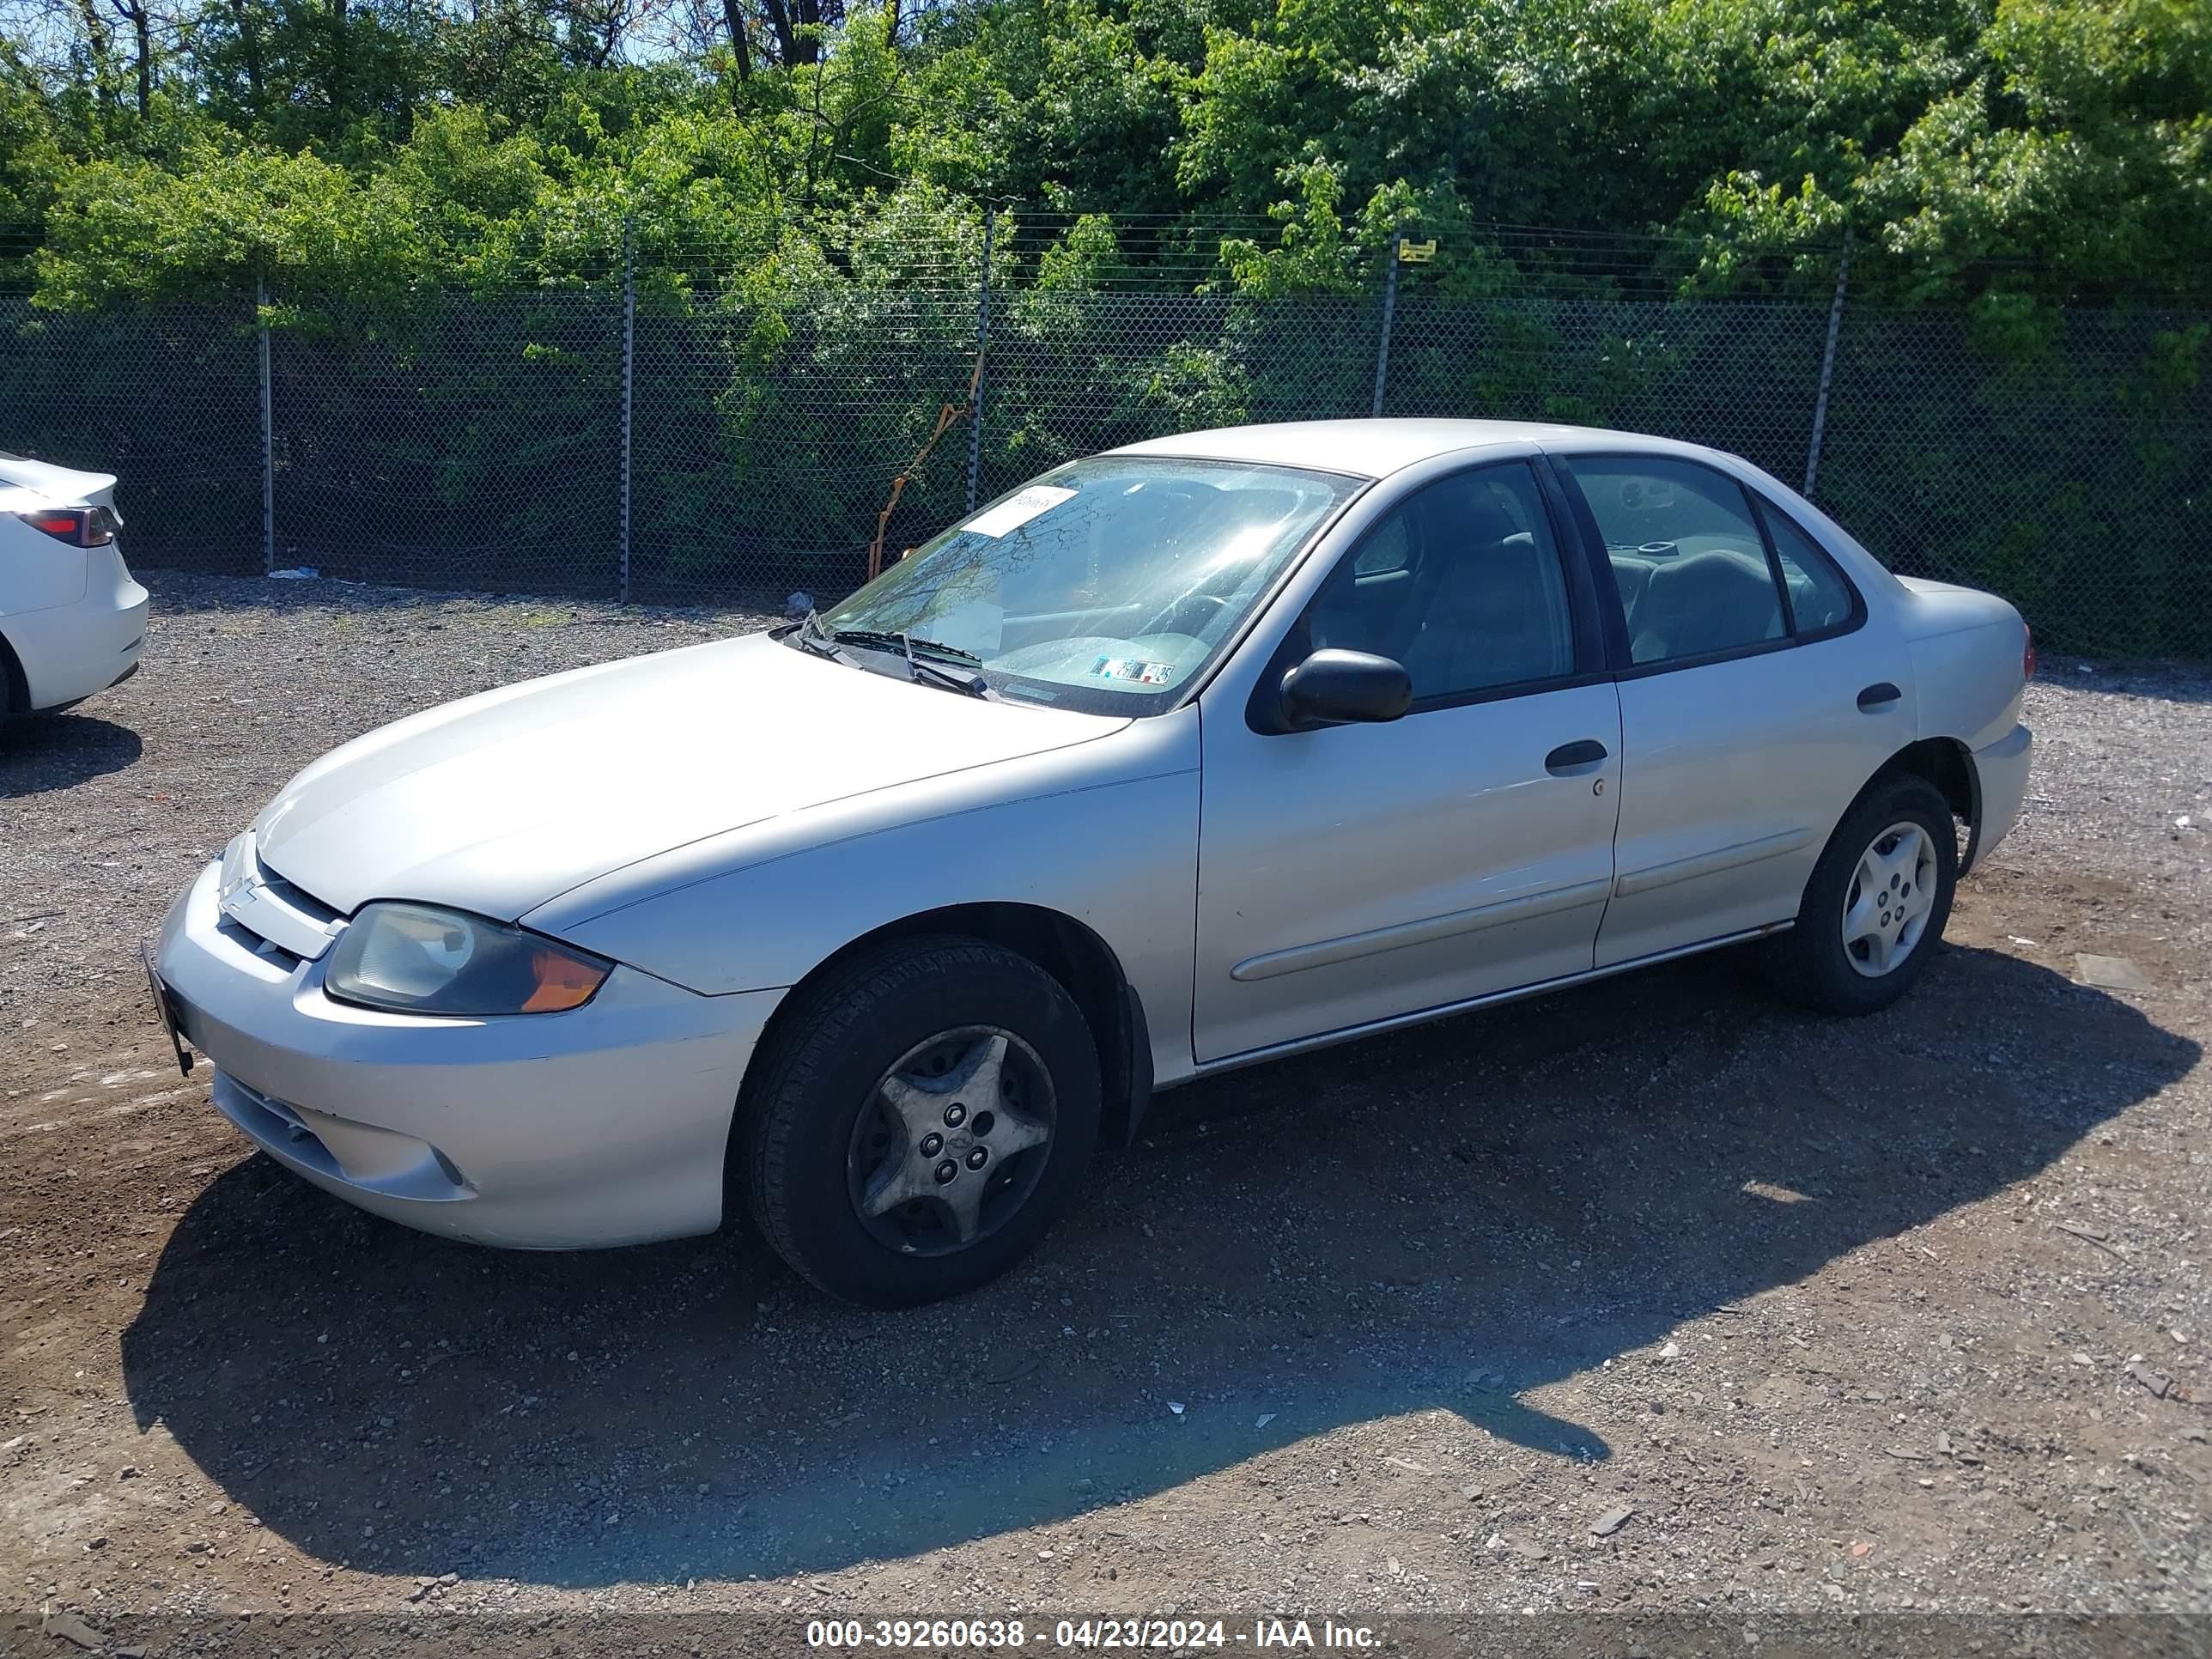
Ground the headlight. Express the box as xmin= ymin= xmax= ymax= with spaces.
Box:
xmin=324 ymin=902 xmax=612 ymax=1016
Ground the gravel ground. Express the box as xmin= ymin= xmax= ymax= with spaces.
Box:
xmin=3 ymin=570 xmax=2209 ymax=1646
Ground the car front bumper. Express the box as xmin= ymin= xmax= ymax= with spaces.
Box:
xmin=155 ymin=860 xmax=782 ymax=1248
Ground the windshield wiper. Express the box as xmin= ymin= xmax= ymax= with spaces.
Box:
xmin=817 ymin=625 xmax=990 ymax=697
xmin=902 ymin=654 xmax=991 ymax=697
xmin=822 ymin=627 xmax=982 ymax=666
xmin=785 ymin=608 xmax=845 ymax=659
xmin=784 ymin=614 xmax=989 ymax=696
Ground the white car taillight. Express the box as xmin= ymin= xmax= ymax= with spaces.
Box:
xmin=15 ymin=505 xmax=117 ymax=547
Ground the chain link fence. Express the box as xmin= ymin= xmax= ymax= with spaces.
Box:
xmin=3 ymin=225 xmax=2207 ymax=656
xmin=0 ymin=298 xmax=263 ymax=573
xmin=1815 ymin=306 xmax=2212 ymax=658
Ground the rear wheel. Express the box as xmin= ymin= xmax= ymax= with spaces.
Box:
xmin=0 ymin=635 xmax=27 ymax=737
xmin=737 ymin=935 xmax=1101 ymax=1308
xmin=1776 ymin=775 xmax=1958 ymax=1016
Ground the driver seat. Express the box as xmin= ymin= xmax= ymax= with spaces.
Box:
xmin=1400 ymin=486 xmax=1569 ymax=694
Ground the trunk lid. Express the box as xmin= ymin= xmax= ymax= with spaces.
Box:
xmin=1894 ymin=574 xmax=2025 ymax=641
xmin=0 ymin=451 xmax=119 ymax=509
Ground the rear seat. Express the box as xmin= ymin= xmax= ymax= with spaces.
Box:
xmin=1630 ymin=547 xmax=1784 ymax=662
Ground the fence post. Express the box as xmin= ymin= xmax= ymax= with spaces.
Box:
xmin=1802 ymin=239 xmax=1850 ymax=500
xmin=964 ymin=207 xmax=995 ymax=514
xmin=1370 ymin=232 xmax=1401 ymax=418
xmin=255 ymin=275 xmax=274 ymax=574
xmin=618 ymin=216 xmax=635 ymax=604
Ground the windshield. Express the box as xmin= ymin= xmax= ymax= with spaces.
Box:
xmin=814 ymin=457 xmax=1364 ymax=714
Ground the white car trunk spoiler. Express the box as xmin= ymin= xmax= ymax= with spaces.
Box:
xmin=0 ymin=452 xmax=120 ymax=509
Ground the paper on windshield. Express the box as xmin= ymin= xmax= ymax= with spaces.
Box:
xmin=963 ymin=483 xmax=1075 ymax=538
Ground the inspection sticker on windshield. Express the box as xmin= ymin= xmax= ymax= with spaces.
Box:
xmin=963 ymin=483 xmax=1075 ymax=538
xmin=1091 ymin=655 xmax=1176 ymax=686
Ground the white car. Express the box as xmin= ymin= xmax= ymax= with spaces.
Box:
xmin=153 ymin=420 xmax=2033 ymax=1307
xmin=0 ymin=450 xmax=149 ymax=720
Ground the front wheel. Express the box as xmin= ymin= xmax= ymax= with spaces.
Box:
xmin=736 ymin=936 xmax=1102 ymax=1308
xmin=1775 ymin=775 xmax=1958 ymax=1016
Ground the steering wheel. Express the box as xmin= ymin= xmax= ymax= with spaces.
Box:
xmin=1133 ymin=590 xmax=1228 ymax=641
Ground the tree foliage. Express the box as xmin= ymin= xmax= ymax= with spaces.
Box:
xmin=0 ymin=0 xmax=2201 ymax=304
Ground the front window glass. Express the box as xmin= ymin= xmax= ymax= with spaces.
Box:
xmin=1303 ymin=462 xmax=1577 ymax=700
xmin=816 ymin=458 xmax=1363 ymax=713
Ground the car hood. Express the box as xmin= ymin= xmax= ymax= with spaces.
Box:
xmin=252 ymin=631 xmax=1124 ymax=921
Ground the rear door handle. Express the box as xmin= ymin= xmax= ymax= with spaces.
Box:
xmin=1856 ymin=681 xmax=1903 ymax=711
xmin=1545 ymin=738 xmax=1609 ymax=775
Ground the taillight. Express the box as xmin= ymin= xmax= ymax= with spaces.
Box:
xmin=2022 ymin=625 xmax=2036 ymax=682
xmin=14 ymin=505 xmax=115 ymax=547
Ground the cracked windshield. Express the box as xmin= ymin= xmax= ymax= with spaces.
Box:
xmin=817 ymin=457 xmax=1363 ymax=710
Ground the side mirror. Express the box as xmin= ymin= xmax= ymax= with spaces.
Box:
xmin=1279 ymin=648 xmax=1412 ymax=728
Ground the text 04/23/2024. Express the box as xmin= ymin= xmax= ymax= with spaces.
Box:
xmin=804 ymin=1618 xmax=1382 ymax=1649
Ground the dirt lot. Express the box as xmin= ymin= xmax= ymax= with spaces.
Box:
xmin=3 ymin=572 xmax=2209 ymax=1646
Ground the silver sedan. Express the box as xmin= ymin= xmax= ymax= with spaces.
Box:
xmin=152 ymin=420 xmax=2034 ymax=1306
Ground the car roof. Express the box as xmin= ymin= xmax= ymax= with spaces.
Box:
xmin=1108 ymin=418 xmax=1730 ymax=481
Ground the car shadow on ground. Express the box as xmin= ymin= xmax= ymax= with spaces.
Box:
xmin=0 ymin=713 xmax=143 ymax=794
xmin=122 ymin=942 xmax=2195 ymax=1589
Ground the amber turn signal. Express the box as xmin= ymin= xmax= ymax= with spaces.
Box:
xmin=521 ymin=946 xmax=611 ymax=1012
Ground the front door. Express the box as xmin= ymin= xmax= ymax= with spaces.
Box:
xmin=1194 ymin=459 xmax=1624 ymax=1064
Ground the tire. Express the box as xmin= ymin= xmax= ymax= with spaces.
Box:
xmin=0 ymin=634 xmax=27 ymax=737
xmin=736 ymin=934 xmax=1102 ymax=1309
xmin=1775 ymin=774 xmax=1958 ymax=1016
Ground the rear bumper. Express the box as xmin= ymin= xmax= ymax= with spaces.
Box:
xmin=155 ymin=860 xmax=782 ymax=1248
xmin=1968 ymin=723 xmax=2033 ymax=872
xmin=5 ymin=547 xmax=149 ymax=710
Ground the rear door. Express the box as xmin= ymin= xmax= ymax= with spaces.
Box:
xmin=1547 ymin=449 xmax=1915 ymax=968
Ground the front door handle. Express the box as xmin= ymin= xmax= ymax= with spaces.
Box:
xmin=1856 ymin=681 xmax=1903 ymax=711
xmin=1545 ymin=738 xmax=1609 ymax=775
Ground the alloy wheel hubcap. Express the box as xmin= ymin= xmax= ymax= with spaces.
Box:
xmin=1841 ymin=821 xmax=1937 ymax=979
xmin=847 ymin=1025 xmax=1054 ymax=1255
